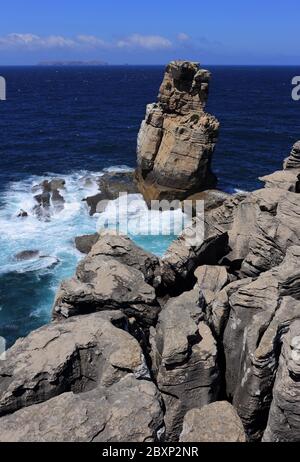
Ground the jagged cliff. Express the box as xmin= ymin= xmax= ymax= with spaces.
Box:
xmin=135 ymin=61 xmax=220 ymax=203
xmin=0 ymin=65 xmax=299 ymax=443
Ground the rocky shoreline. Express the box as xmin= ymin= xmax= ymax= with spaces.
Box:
xmin=0 ymin=61 xmax=299 ymax=442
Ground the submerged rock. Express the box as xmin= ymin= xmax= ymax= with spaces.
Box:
xmin=135 ymin=61 xmax=219 ymax=203
xmin=180 ymin=402 xmax=246 ymax=443
xmin=17 ymin=209 xmax=28 ymax=218
xmin=83 ymin=172 xmax=139 ymax=215
xmin=14 ymin=250 xmax=40 ymax=261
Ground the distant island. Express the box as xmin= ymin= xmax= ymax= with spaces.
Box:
xmin=38 ymin=60 xmax=109 ymax=66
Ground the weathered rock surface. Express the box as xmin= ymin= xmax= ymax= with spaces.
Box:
xmin=263 ymin=320 xmax=300 ymax=442
xmin=32 ymin=177 xmax=66 ymax=220
xmin=150 ymin=289 xmax=220 ymax=440
xmin=0 ymin=312 xmax=148 ymax=417
xmin=98 ymin=171 xmax=139 ymax=199
xmin=135 ymin=61 xmax=219 ymax=203
xmin=87 ymin=231 xmax=162 ymax=288
xmin=223 ymin=246 xmax=300 ymax=440
xmin=259 ymin=170 xmax=300 ymax=192
xmin=53 ymin=254 xmax=159 ymax=326
xmin=180 ymin=401 xmax=246 ymax=442
xmin=195 ymin=265 xmax=230 ymax=305
xmin=75 ymin=233 xmax=99 ymax=254
xmin=14 ymin=250 xmax=40 ymax=261
xmin=0 ymin=375 xmax=164 ymax=442
xmin=17 ymin=209 xmax=28 ymax=218
xmin=187 ymin=189 xmax=231 ymax=214
xmin=83 ymin=172 xmax=139 ymax=215
xmin=284 ymin=140 xmax=300 ymax=169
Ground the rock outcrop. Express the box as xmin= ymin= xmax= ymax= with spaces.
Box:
xmin=150 ymin=290 xmax=220 ymax=440
xmin=83 ymin=171 xmax=139 ymax=215
xmin=263 ymin=320 xmax=300 ymax=442
xmin=135 ymin=61 xmax=220 ymax=203
xmin=1 ymin=62 xmax=300 ymax=443
xmin=180 ymin=402 xmax=246 ymax=442
xmin=0 ymin=375 xmax=164 ymax=442
xmin=0 ymin=311 xmax=148 ymax=417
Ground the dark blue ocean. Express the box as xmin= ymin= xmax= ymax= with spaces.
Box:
xmin=0 ymin=65 xmax=299 ymax=347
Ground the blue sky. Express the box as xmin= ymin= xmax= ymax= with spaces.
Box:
xmin=0 ymin=0 xmax=299 ymax=65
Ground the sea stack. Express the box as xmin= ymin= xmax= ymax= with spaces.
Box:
xmin=135 ymin=61 xmax=220 ymax=203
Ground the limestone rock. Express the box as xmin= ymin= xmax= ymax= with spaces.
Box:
xmin=0 ymin=375 xmax=164 ymax=442
xmin=97 ymin=171 xmax=139 ymax=199
xmin=75 ymin=233 xmax=99 ymax=254
xmin=151 ymin=289 xmax=220 ymax=440
xmin=14 ymin=250 xmax=40 ymax=261
xmin=83 ymin=172 xmax=139 ymax=215
xmin=53 ymin=255 xmax=159 ymax=326
xmin=223 ymin=246 xmax=300 ymax=440
xmin=187 ymin=189 xmax=231 ymax=214
xmin=195 ymin=265 xmax=230 ymax=305
xmin=0 ymin=312 xmax=148 ymax=417
xmin=135 ymin=61 xmax=220 ymax=203
xmin=88 ymin=231 xmax=161 ymax=288
xmin=284 ymin=140 xmax=300 ymax=169
xmin=259 ymin=170 xmax=300 ymax=192
xmin=180 ymin=402 xmax=246 ymax=442
xmin=263 ymin=320 xmax=300 ymax=442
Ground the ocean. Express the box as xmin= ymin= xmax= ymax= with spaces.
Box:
xmin=0 ymin=65 xmax=299 ymax=347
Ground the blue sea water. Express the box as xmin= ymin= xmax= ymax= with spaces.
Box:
xmin=0 ymin=65 xmax=299 ymax=347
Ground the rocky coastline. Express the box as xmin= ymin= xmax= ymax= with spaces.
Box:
xmin=0 ymin=61 xmax=299 ymax=443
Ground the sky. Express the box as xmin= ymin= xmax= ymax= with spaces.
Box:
xmin=0 ymin=0 xmax=299 ymax=65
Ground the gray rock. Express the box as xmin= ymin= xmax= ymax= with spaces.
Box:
xmin=17 ymin=209 xmax=28 ymax=218
xmin=263 ymin=320 xmax=300 ymax=442
xmin=284 ymin=141 xmax=300 ymax=169
xmin=88 ymin=231 xmax=162 ymax=288
xmin=259 ymin=170 xmax=300 ymax=192
xmin=0 ymin=375 xmax=164 ymax=442
xmin=226 ymin=187 xmax=300 ymax=277
xmin=223 ymin=246 xmax=300 ymax=440
xmin=186 ymin=189 xmax=232 ymax=214
xmin=34 ymin=191 xmax=51 ymax=208
xmin=180 ymin=402 xmax=246 ymax=442
xmin=83 ymin=192 xmax=108 ymax=216
xmin=83 ymin=172 xmax=138 ymax=215
xmin=0 ymin=311 xmax=148 ymax=417
xmin=151 ymin=289 xmax=220 ymax=440
xmin=195 ymin=265 xmax=230 ymax=304
xmin=53 ymin=255 xmax=160 ymax=327
xmin=135 ymin=61 xmax=219 ymax=203
xmin=14 ymin=250 xmax=40 ymax=261
xmin=98 ymin=171 xmax=138 ymax=199
xmin=75 ymin=233 xmax=99 ymax=254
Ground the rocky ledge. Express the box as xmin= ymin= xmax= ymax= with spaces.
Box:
xmin=1 ymin=140 xmax=300 ymax=442
xmin=0 ymin=63 xmax=300 ymax=443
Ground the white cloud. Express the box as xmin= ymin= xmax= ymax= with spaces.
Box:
xmin=0 ymin=33 xmax=76 ymax=49
xmin=0 ymin=32 xmax=174 ymax=52
xmin=177 ymin=33 xmax=190 ymax=42
xmin=117 ymin=34 xmax=172 ymax=50
xmin=76 ymin=35 xmax=108 ymax=47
